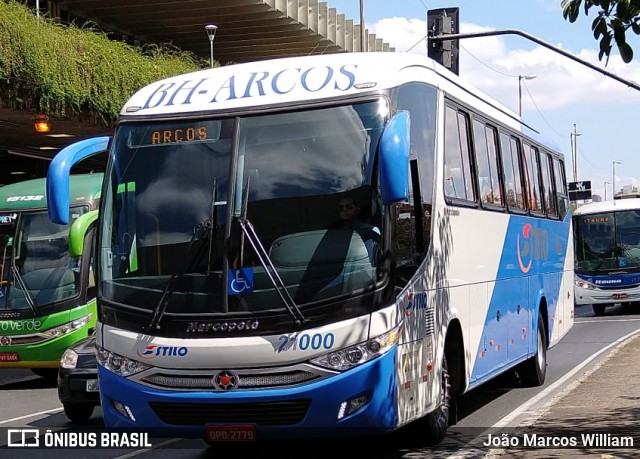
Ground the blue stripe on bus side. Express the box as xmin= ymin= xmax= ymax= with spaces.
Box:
xmin=470 ymin=212 xmax=570 ymax=384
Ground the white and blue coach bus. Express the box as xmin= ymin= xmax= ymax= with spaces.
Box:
xmin=46 ymin=52 xmax=574 ymax=444
xmin=574 ymin=198 xmax=640 ymax=316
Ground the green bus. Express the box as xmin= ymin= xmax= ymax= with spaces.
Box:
xmin=0 ymin=173 xmax=102 ymax=379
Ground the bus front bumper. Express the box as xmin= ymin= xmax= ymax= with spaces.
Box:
xmin=99 ymin=348 xmax=400 ymax=439
xmin=574 ymin=283 xmax=640 ymax=305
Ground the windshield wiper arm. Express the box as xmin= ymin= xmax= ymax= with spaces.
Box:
xmin=146 ymin=220 xmax=212 ymax=331
xmin=11 ymin=265 xmax=37 ymax=316
xmin=237 ymin=217 xmax=305 ymax=326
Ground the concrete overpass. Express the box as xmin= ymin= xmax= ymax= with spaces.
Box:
xmin=0 ymin=0 xmax=395 ymax=185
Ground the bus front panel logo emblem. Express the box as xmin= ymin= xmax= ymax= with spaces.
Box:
xmin=214 ymin=370 xmax=238 ymax=391
xmin=0 ymin=336 xmax=10 ymax=346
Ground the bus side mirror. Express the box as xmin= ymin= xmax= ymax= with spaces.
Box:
xmin=69 ymin=210 xmax=99 ymax=257
xmin=379 ymin=111 xmax=410 ymax=205
xmin=47 ymin=136 xmax=111 ymax=225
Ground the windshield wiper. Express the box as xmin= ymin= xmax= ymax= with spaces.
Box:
xmin=11 ymin=265 xmax=37 ymax=316
xmin=237 ymin=218 xmax=306 ymax=326
xmin=146 ymin=179 xmax=219 ymax=331
xmin=234 ymin=177 xmax=305 ymax=326
xmin=146 ymin=219 xmax=213 ymax=331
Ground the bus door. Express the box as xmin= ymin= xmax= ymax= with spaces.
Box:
xmin=0 ymin=212 xmax=18 ymax=306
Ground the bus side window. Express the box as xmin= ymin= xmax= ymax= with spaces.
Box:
xmin=444 ymin=106 xmax=475 ymax=202
xmin=392 ymin=83 xmax=438 ymax=288
xmin=523 ymin=144 xmax=544 ymax=214
xmin=500 ymin=132 xmax=526 ymax=211
xmin=473 ymin=119 xmax=504 ymax=208
xmin=540 ymin=151 xmax=558 ymax=218
xmin=552 ymin=157 xmax=569 ymax=219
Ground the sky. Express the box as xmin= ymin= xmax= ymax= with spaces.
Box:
xmin=328 ymin=0 xmax=640 ymax=200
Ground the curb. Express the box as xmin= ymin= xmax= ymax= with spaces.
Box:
xmin=483 ymin=331 xmax=640 ymax=458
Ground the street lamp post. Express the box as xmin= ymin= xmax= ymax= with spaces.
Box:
xmin=604 ymin=180 xmax=611 ymax=201
xmin=612 ymin=160 xmax=622 ymax=200
xmin=205 ymin=24 xmax=218 ymax=69
xmin=570 ymin=124 xmax=582 ymax=183
xmin=359 ymin=0 xmax=366 ymax=52
xmin=518 ymin=74 xmax=536 ymax=117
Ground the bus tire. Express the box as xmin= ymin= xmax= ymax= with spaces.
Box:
xmin=423 ymin=353 xmax=451 ymax=445
xmin=63 ymin=404 xmax=95 ymax=423
xmin=592 ymin=304 xmax=606 ymax=316
xmin=518 ymin=313 xmax=547 ymax=387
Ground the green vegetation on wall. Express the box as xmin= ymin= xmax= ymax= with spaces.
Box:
xmin=0 ymin=0 xmax=206 ymax=126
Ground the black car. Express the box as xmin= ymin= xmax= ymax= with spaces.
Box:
xmin=57 ymin=333 xmax=100 ymax=423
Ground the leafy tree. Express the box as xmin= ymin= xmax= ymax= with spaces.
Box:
xmin=562 ymin=0 xmax=640 ymax=63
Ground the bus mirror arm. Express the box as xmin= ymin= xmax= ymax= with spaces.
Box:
xmin=47 ymin=136 xmax=111 ymax=225
xmin=69 ymin=210 xmax=99 ymax=257
xmin=379 ymin=111 xmax=410 ymax=205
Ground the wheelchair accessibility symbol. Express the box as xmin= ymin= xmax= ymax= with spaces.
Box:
xmin=228 ymin=268 xmax=254 ymax=295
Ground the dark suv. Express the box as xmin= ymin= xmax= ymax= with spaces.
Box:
xmin=57 ymin=333 xmax=100 ymax=423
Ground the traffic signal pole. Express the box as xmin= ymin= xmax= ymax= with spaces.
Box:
xmin=428 ymin=28 xmax=640 ymax=92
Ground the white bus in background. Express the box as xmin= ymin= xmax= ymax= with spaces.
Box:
xmin=574 ymin=198 xmax=640 ymax=315
xmin=46 ymin=51 xmax=574 ymax=445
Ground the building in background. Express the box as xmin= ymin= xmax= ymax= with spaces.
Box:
xmin=615 ymin=185 xmax=640 ymax=200
xmin=1 ymin=0 xmax=394 ymax=185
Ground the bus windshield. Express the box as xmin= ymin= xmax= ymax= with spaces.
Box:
xmin=574 ymin=209 xmax=640 ymax=272
xmin=1 ymin=209 xmax=85 ymax=311
xmin=100 ymin=100 xmax=387 ymax=317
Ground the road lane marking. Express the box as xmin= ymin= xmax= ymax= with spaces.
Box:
xmin=0 ymin=407 xmax=63 ymax=424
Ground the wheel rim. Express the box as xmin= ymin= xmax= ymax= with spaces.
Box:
xmin=536 ymin=326 xmax=544 ymax=368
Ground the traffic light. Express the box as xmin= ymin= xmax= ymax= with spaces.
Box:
xmin=427 ymin=8 xmax=460 ymax=75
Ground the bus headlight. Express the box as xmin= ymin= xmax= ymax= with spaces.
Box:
xmin=310 ymin=323 xmax=402 ymax=371
xmin=574 ymin=277 xmax=597 ymax=290
xmin=42 ymin=314 xmax=92 ymax=338
xmin=96 ymin=346 xmax=150 ymax=377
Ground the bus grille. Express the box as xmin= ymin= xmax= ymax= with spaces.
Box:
xmin=596 ymin=283 xmax=639 ymax=290
xmin=141 ymin=369 xmax=320 ymax=390
xmin=149 ymin=399 xmax=311 ymax=426
xmin=2 ymin=334 xmax=48 ymax=345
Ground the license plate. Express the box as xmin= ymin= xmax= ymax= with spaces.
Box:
xmin=0 ymin=352 xmax=20 ymax=362
xmin=612 ymin=293 xmax=628 ymax=300
xmin=205 ymin=425 xmax=256 ymax=442
xmin=86 ymin=379 xmax=99 ymax=392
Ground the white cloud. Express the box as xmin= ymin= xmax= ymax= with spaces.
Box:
xmin=370 ymin=18 xmax=640 ymax=113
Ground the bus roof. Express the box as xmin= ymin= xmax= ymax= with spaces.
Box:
xmin=573 ymin=198 xmax=640 ymax=216
xmin=0 ymin=173 xmax=103 ymax=211
xmin=121 ymin=52 xmax=560 ymax=154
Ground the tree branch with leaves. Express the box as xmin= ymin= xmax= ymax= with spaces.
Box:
xmin=562 ymin=0 xmax=640 ymax=63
